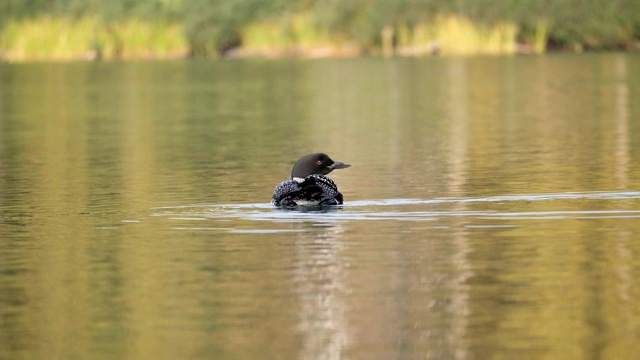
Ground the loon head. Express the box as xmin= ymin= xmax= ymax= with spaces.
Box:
xmin=291 ymin=153 xmax=351 ymax=181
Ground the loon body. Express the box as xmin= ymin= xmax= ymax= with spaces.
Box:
xmin=272 ymin=153 xmax=351 ymax=208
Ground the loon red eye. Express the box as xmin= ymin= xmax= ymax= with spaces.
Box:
xmin=316 ymin=160 xmax=323 ymax=165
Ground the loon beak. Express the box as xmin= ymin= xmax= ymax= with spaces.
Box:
xmin=330 ymin=161 xmax=351 ymax=170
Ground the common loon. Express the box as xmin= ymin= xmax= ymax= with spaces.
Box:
xmin=272 ymin=153 xmax=351 ymax=207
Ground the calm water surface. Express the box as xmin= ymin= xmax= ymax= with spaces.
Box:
xmin=1 ymin=54 xmax=640 ymax=359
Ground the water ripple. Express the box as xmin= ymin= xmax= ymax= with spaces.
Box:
xmin=146 ymin=191 xmax=640 ymax=228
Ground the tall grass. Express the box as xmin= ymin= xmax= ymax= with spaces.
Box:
xmin=0 ymin=16 xmax=188 ymax=62
xmin=241 ymin=13 xmax=518 ymax=57
xmin=532 ymin=20 xmax=550 ymax=54
xmin=240 ymin=13 xmax=358 ymax=57
xmin=1 ymin=17 xmax=98 ymax=61
xmin=98 ymin=19 xmax=189 ymax=59
xmin=1 ymin=13 xmax=521 ymax=61
xmin=398 ymin=15 xmax=519 ymax=56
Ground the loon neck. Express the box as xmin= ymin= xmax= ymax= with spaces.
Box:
xmin=293 ymin=177 xmax=306 ymax=183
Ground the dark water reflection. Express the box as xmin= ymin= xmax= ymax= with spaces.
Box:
xmin=1 ymin=54 xmax=640 ymax=359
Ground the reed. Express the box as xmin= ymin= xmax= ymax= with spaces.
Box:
xmin=1 ymin=13 xmax=520 ymax=61
xmin=398 ymin=15 xmax=519 ymax=56
xmin=532 ymin=20 xmax=550 ymax=54
xmin=99 ymin=19 xmax=189 ymax=59
xmin=240 ymin=13 xmax=357 ymax=57
xmin=241 ymin=13 xmax=518 ymax=57
xmin=0 ymin=17 xmax=98 ymax=61
xmin=0 ymin=16 xmax=188 ymax=62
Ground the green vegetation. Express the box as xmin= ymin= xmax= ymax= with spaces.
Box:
xmin=0 ymin=0 xmax=639 ymax=61
xmin=0 ymin=16 xmax=187 ymax=61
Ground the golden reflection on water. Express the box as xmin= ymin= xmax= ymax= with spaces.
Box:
xmin=290 ymin=222 xmax=348 ymax=359
xmin=1 ymin=54 xmax=640 ymax=359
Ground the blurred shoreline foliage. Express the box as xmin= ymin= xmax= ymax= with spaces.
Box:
xmin=0 ymin=0 xmax=638 ymax=61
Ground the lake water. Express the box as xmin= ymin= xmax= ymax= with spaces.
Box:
xmin=1 ymin=54 xmax=640 ymax=359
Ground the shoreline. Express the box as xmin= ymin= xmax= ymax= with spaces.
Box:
xmin=1 ymin=44 xmax=638 ymax=64
xmin=2 ymin=14 xmax=638 ymax=64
